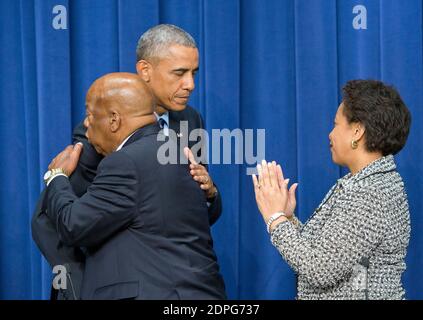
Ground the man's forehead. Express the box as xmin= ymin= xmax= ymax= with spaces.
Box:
xmin=85 ymin=90 xmax=99 ymax=113
xmin=86 ymin=81 xmax=104 ymax=104
xmin=158 ymin=45 xmax=198 ymax=65
xmin=85 ymin=91 xmax=94 ymax=106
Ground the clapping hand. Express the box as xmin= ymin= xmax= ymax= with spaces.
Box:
xmin=252 ymin=160 xmax=298 ymax=224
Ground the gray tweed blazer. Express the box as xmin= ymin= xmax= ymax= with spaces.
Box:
xmin=271 ymin=155 xmax=410 ymax=300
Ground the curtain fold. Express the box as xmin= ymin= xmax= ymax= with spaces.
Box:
xmin=1 ymin=0 xmax=422 ymax=299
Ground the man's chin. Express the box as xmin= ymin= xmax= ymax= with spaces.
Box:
xmin=171 ymin=103 xmax=187 ymax=111
xmin=94 ymin=145 xmax=107 ymax=156
xmin=158 ymin=103 xmax=187 ymax=113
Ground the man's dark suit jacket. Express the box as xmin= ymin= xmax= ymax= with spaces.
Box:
xmin=44 ymin=123 xmax=226 ymax=299
xmin=31 ymin=122 xmax=102 ymax=299
xmin=31 ymin=106 xmax=223 ymax=299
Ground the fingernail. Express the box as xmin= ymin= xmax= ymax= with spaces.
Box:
xmin=257 ymin=164 xmax=261 ymax=170
xmin=285 ymin=179 xmax=290 ymax=184
xmin=261 ymin=159 xmax=267 ymax=165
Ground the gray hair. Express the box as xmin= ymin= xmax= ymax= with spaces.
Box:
xmin=136 ymin=24 xmax=197 ymax=62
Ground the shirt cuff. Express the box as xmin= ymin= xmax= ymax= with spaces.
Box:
xmin=46 ymin=173 xmax=68 ymax=186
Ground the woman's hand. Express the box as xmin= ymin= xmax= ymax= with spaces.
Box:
xmin=252 ymin=160 xmax=290 ymax=223
xmin=271 ymin=160 xmax=299 ymax=217
xmin=285 ymin=182 xmax=299 ymax=218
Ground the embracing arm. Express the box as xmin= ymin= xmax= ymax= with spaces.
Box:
xmin=46 ymin=152 xmax=138 ymax=248
xmin=31 ymin=121 xmax=102 ymax=266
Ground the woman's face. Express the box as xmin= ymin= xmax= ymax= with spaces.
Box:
xmin=329 ymin=103 xmax=358 ymax=166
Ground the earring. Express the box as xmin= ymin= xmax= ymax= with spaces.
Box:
xmin=351 ymin=140 xmax=358 ymax=149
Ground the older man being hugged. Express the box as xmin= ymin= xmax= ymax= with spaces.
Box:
xmin=43 ymin=73 xmax=226 ymax=300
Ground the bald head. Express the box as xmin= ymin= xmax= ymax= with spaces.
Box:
xmin=87 ymin=72 xmax=154 ymax=116
xmin=84 ymin=72 xmax=157 ymax=156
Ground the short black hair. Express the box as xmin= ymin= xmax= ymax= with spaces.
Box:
xmin=342 ymin=80 xmax=411 ymax=156
xmin=136 ymin=24 xmax=196 ymax=62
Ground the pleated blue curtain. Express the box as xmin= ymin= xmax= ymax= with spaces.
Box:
xmin=0 ymin=0 xmax=422 ymax=299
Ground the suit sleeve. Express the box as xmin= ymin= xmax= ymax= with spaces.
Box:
xmin=31 ymin=121 xmax=100 ymax=269
xmin=31 ymin=190 xmax=62 ymax=266
xmin=207 ymin=188 xmax=222 ymax=226
xmin=46 ymin=151 xmax=139 ymax=248
xmin=196 ymin=112 xmax=223 ymax=226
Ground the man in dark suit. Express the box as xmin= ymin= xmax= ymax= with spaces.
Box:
xmin=32 ymin=24 xmax=222 ymax=299
xmin=135 ymin=24 xmax=222 ymax=215
xmin=43 ymin=73 xmax=226 ymax=299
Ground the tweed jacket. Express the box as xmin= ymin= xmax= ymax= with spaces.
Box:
xmin=271 ymin=155 xmax=411 ymax=300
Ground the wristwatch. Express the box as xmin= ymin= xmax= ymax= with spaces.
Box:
xmin=43 ymin=168 xmax=67 ymax=185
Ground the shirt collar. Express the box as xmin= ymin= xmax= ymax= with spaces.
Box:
xmin=154 ymin=111 xmax=169 ymax=124
xmin=115 ymin=131 xmax=137 ymax=151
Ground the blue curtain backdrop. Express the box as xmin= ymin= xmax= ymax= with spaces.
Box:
xmin=0 ymin=0 xmax=422 ymax=299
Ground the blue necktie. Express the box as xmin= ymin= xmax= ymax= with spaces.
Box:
xmin=158 ymin=117 xmax=167 ymax=128
xmin=158 ymin=117 xmax=169 ymax=136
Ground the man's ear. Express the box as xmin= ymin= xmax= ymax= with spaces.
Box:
xmin=136 ymin=60 xmax=151 ymax=82
xmin=109 ymin=111 xmax=121 ymax=133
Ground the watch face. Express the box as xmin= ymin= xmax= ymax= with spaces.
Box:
xmin=43 ymin=170 xmax=52 ymax=181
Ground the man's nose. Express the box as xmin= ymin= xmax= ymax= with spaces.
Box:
xmin=84 ymin=120 xmax=90 ymax=140
xmin=83 ymin=116 xmax=89 ymax=129
xmin=182 ymin=74 xmax=195 ymax=92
